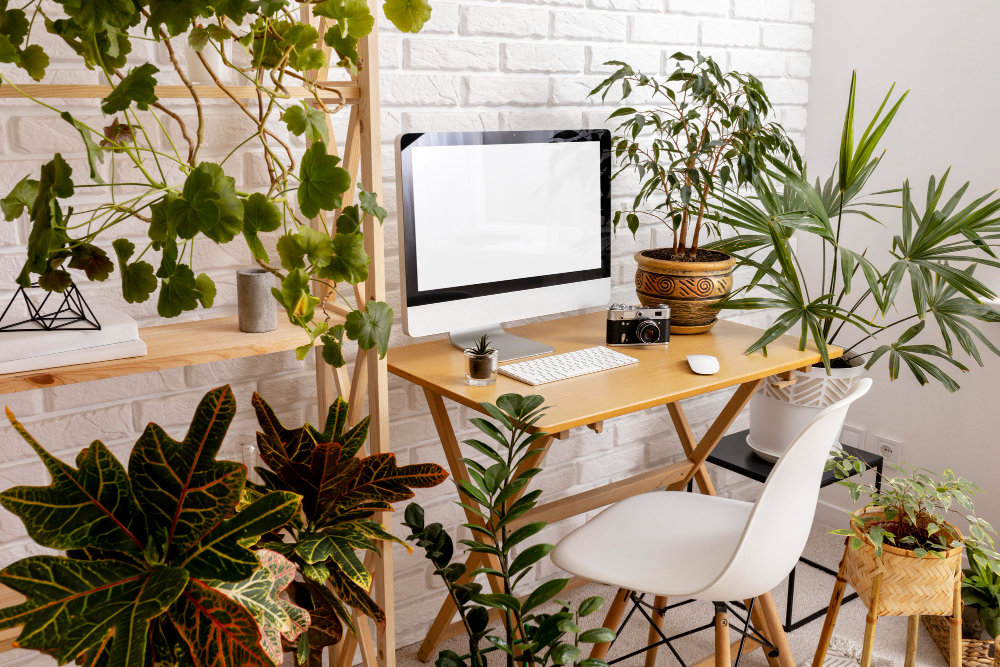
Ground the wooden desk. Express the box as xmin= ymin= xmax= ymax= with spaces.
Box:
xmin=388 ymin=311 xmax=836 ymax=667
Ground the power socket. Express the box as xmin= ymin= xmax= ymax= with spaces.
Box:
xmin=875 ymin=435 xmax=903 ymax=464
xmin=840 ymin=424 xmax=867 ymax=452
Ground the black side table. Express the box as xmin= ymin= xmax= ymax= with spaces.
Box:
xmin=704 ymin=429 xmax=884 ymax=632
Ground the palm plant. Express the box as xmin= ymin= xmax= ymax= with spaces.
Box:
xmin=710 ymin=73 xmax=1000 ymax=390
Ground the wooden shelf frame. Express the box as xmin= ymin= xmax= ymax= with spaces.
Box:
xmin=0 ymin=6 xmax=393 ymax=667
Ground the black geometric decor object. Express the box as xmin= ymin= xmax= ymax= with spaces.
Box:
xmin=0 ymin=283 xmax=101 ymax=332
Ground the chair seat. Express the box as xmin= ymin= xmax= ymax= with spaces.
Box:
xmin=550 ymin=490 xmax=752 ymax=598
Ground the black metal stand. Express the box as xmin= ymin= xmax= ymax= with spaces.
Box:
xmin=0 ymin=283 xmax=101 ymax=332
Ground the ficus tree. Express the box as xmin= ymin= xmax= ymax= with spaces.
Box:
xmin=0 ymin=0 xmax=430 ymax=366
xmin=0 ymin=385 xmax=308 ymax=667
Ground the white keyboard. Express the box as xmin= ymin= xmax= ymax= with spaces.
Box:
xmin=499 ymin=346 xmax=638 ymax=386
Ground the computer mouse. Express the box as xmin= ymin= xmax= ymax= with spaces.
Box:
xmin=687 ymin=354 xmax=720 ymax=375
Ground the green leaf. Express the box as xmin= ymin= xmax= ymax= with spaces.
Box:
xmin=319 ymin=232 xmax=369 ymax=284
xmin=315 ymin=0 xmax=374 ymax=38
xmin=195 ymin=272 xmax=216 ymax=309
xmin=578 ymin=596 xmax=603 ymax=617
xmin=345 ymin=300 xmax=392 ymax=357
xmin=157 ymin=263 xmax=203 ymax=318
xmin=19 ymin=44 xmax=48 ymax=80
xmin=383 ymin=0 xmax=432 ymax=33
xmin=323 ymin=27 xmax=359 ymax=75
xmin=129 ymin=385 xmax=245 ymax=558
xmin=551 ymin=644 xmax=581 ymax=665
xmin=0 ymin=8 xmax=29 ymax=48
xmin=38 ymin=266 xmax=72 ymax=292
xmin=113 ymin=238 xmax=157 ymax=304
xmin=579 ymin=627 xmax=616 ymax=644
xmin=521 ymin=577 xmax=566 ymax=614
xmin=284 ymin=101 xmax=330 ymax=143
xmin=241 ymin=193 xmax=281 ymax=261
xmin=60 ymin=111 xmax=105 ymax=183
xmin=1 ymin=176 xmax=37 ymax=221
xmin=509 ymin=543 xmax=553 ymax=576
xmin=321 ymin=324 xmax=347 ymax=368
xmin=336 ymin=205 xmax=362 ymax=235
xmin=358 ymin=188 xmax=386 ymax=224
xmin=277 ymin=268 xmax=321 ymax=322
xmin=0 ymin=34 xmax=17 ymax=64
xmin=210 ymin=549 xmax=311 ymax=665
xmin=0 ymin=409 xmax=146 ymax=552
xmin=298 ymin=142 xmax=350 ymax=218
xmin=68 ymin=243 xmax=114 ymax=281
xmin=146 ymin=0 xmax=211 ymax=37
xmin=102 ymin=62 xmax=159 ymax=114
xmin=0 ymin=558 xmax=188 ymax=667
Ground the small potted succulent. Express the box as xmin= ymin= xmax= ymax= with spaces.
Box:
xmin=464 ymin=334 xmax=499 ymax=386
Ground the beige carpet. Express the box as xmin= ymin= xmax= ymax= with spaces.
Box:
xmin=395 ymin=523 xmax=949 ymax=667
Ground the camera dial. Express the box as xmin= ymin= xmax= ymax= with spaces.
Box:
xmin=635 ymin=319 xmax=661 ymax=344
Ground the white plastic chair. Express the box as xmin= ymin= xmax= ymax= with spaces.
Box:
xmin=551 ymin=378 xmax=872 ymax=667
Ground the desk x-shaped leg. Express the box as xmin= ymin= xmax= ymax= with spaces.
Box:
xmin=416 ymin=379 xmax=793 ymax=667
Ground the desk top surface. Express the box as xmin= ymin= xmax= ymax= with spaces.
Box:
xmin=388 ymin=311 xmax=835 ymax=432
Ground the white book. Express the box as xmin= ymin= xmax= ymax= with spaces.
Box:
xmin=0 ymin=339 xmax=148 ymax=374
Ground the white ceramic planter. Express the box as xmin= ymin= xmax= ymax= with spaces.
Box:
xmin=747 ymin=355 xmax=866 ymax=461
xmin=185 ymin=40 xmax=226 ymax=85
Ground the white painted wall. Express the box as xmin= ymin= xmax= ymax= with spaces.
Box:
xmin=804 ymin=0 xmax=1000 ymax=530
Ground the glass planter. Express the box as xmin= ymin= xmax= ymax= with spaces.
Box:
xmin=465 ymin=349 xmax=499 ymax=386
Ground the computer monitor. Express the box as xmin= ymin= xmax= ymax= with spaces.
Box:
xmin=395 ymin=129 xmax=611 ymax=361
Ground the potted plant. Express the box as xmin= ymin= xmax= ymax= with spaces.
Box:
xmin=817 ymin=457 xmax=1000 ymax=667
xmin=963 ymin=542 xmax=1000 ymax=639
xmin=247 ymin=392 xmax=449 ymax=666
xmin=403 ymin=394 xmax=616 ymax=667
xmin=464 ymin=333 xmax=499 ymax=386
xmin=0 ymin=0 xmax=433 ymax=370
xmin=590 ymin=53 xmax=799 ymax=333
xmin=711 ymin=73 xmax=1000 ymax=460
xmin=0 ymin=386 xmax=311 ymax=667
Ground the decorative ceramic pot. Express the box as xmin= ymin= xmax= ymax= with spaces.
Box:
xmin=634 ymin=249 xmax=737 ymax=334
xmin=747 ymin=353 xmax=866 ymax=461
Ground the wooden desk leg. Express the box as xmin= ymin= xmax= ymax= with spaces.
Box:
xmin=420 ymin=388 xmax=556 ymax=662
xmin=666 ymin=403 xmax=715 ymax=495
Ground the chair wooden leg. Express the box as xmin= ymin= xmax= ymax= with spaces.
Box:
xmin=590 ymin=588 xmax=630 ymax=660
xmin=744 ymin=599 xmax=779 ymax=667
xmin=949 ymin=569 xmax=963 ymax=667
xmin=644 ymin=595 xmax=668 ymax=667
xmin=757 ymin=592 xmax=795 ymax=667
xmin=860 ymin=573 xmax=882 ymax=667
xmin=714 ymin=604 xmax=731 ymax=667
xmin=813 ymin=541 xmax=851 ymax=667
xmin=904 ymin=615 xmax=919 ymax=667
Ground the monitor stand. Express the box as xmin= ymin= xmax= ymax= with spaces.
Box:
xmin=449 ymin=324 xmax=554 ymax=363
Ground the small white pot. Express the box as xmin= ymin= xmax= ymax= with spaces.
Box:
xmin=184 ymin=40 xmax=226 ymax=85
xmin=747 ymin=354 xmax=866 ymax=462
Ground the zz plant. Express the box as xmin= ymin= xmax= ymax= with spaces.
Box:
xmin=403 ymin=394 xmax=616 ymax=667
xmin=249 ymin=392 xmax=449 ymax=662
xmin=0 ymin=385 xmax=307 ymax=667
xmin=0 ymin=0 xmax=431 ymax=367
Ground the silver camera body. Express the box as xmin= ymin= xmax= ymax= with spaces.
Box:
xmin=606 ymin=304 xmax=670 ymax=346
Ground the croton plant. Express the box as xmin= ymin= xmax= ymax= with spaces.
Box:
xmin=0 ymin=0 xmax=429 ymax=366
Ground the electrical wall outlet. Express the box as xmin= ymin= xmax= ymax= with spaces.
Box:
xmin=839 ymin=424 xmax=867 ymax=451
xmin=875 ymin=435 xmax=902 ymax=464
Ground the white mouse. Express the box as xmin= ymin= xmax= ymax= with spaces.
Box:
xmin=687 ymin=354 xmax=720 ymax=375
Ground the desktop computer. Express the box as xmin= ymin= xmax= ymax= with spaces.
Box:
xmin=395 ymin=129 xmax=612 ymax=362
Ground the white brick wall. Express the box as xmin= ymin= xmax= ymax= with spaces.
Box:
xmin=0 ymin=0 xmax=813 ymax=663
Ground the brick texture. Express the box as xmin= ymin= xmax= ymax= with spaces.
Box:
xmin=0 ymin=1 xmax=814 ymax=663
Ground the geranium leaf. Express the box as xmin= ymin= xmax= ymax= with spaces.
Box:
xmin=0 ymin=557 xmax=187 ymax=667
xmin=321 ymin=324 xmax=347 ymax=368
xmin=60 ymin=112 xmax=105 ymax=183
xmin=276 ymin=268 xmax=320 ymax=323
xmin=101 ymin=62 xmax=159 ymax=114
xmin=345 ymin=300 xmax=392 ymax=356
xmin=19 ymin=44 xmax=48 ymax=80
xmin=1 ymin=175 xmax=37 ymax=221
xmin=298 ymin=142 xmax=350 ymax=218
xmin=383 ymin=0 xmax=432 ymax=33
xmin=113 ymin=238 xmax=157 ymax=304
xmin=68 ymin=243 xmax=114 ymax=281
xmin=315 ymin=0 xmax=374 ymax=38
xmin=0 ymin=8 xmax=29 ymax=47
xmin=38 ymin=266 xmax=72 ymax=292
xmin=241 ymin=193 xmax=281 ymax=261
xmin=169 ymin=579 xmax=274 ymax=667
xmin=178 ymin=490 xmax=301 ymax=582
xmin=157 ymin=263 xmax=202 ymax=318
xmin=319 ymin=232 xmax=369 ymax=284
xmin=324 ymin=28 xmax=359 ymax=76
xmin=146 ymin=0 xmax=210 ymax=37
xmin=283 ymin=102 xmax=329 ymax=143
xmin=358 ymin=188 xmax=386 ymax=224
xmin=129 ymin=385 xmax=245 ymax=558
xmin=211 ymin=549 xmax=311 ymax=665
xmin=0 ymin=408 xmax=146 ymax=553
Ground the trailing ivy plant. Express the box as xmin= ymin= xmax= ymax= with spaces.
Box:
xmin=0 ymin=0 xmax=430 ymax=366
xmin=403 ymin=394 xmax=616 ymax=667
xmin=248 ymin=392 xmax=449 ymax=663
xmin=0 ymin=385 xmax=308 ymax=667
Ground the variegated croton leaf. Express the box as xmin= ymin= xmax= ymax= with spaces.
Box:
xmin=250 ymin=392 xmax=449 ymax=653
xmin=0 ymin=386 xmax=305 ymax=667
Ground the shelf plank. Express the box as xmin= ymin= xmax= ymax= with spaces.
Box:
xmin=0 ymin=314 xmax=329 ymax=395
xmin=0 ymin=585 xmax=23 ymax=653
xmin=0 ymin=82 xmax=360 ymax=104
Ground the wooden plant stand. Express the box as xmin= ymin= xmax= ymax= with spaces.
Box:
xmin=0 ymin=4 xmax=393 ymax=667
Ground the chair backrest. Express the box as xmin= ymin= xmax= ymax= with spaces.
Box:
xmin=699 ymin=378 xmax=872 ymax=601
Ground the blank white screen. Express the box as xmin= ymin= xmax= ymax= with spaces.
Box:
xmin=410 ymin=141 xmax=601 ymax=292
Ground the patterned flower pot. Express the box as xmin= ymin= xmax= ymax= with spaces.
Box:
xmin=633 ymin=249 xmax=737 ymax=334
xmin=747 ymin=353 xmax=866 ymax=461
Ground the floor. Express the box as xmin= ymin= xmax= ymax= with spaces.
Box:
xmin=395 ymin=523 xmax=950 ymax=667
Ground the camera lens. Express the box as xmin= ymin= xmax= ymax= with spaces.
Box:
xmin=635 ymin=319 xmax=660 ymax=344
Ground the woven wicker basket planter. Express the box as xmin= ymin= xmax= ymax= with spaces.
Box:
xmin=843 ymin=508 xmax=964 ymax=617
xmin=922 ymin=615 xmax=995 ymax=667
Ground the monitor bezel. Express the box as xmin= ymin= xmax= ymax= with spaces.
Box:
xmin=398 ymin=129 xmax=612 ymax=310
